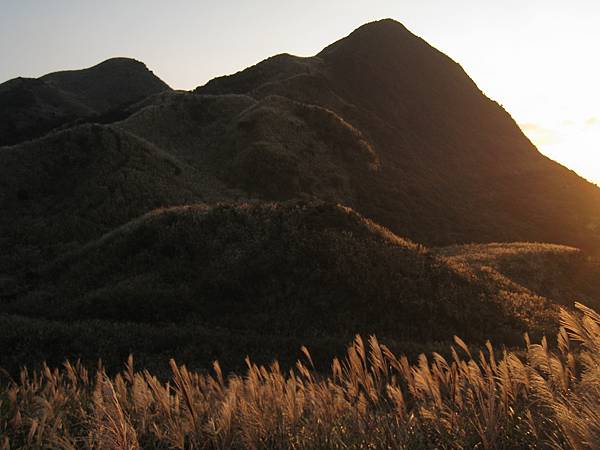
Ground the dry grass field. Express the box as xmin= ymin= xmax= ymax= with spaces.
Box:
xmin=2 ymin=303 xmax=600 ymax=449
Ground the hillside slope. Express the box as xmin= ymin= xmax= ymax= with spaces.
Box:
xmin=0 ymin=202 xmax=557 ymax=373
xmin=1 ymin=19 xmax=599 ymax=373
xmin=3 ymin=19 xmax=599 ymax=275
xmin=117 ymin=91 xmax=378 ymax=202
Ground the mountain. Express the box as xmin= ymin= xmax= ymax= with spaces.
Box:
xmin=0 ymin=58 xmax=170 ymax=146
xmin=1 ymin=19 xmax=600 ymax=373
xmin=195 ymin=19 xmax=600 ymax=251
xmin=3 ymin=19 xmax=600 ymax=276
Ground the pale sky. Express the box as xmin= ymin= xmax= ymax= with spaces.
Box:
xmin=1 ymin=0 xmax=599 ymax=184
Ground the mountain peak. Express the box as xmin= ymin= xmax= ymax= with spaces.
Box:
xmin=0 ymin=57 xmax=170 ymax=146
xmin=352 ymin=18 xmax=410 ymax=35
xmin=318 ymin=18 xmax=413 ymax=57
xmin=42 ymin=57 xmax=167 ymax=86
xmin=97 ymin=56 xmax=145 ymax=65
xmin=38 ymin=57 xmax=170 ymax=112
xmin=87 ymin=57 xmax=153 ymax=72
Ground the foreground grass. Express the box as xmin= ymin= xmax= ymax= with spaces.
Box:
xmin=2 ymin=305 xmax=600 ymax=449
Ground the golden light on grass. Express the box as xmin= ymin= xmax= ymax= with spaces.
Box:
xmin=2 ymin=304 xmax=600 ymax=449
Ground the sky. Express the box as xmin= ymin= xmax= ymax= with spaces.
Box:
xmin=1 ymin=0 xmax=599 ymax=184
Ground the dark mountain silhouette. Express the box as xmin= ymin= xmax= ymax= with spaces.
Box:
xmin=1 ymin=19 xmax=600 ymax=373
xmin=40 ymin=58 xmax=170 ymax=113
xmin=0 ymin=58 xmax=170 ymax=146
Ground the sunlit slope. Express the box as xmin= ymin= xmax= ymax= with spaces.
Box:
xmin=3 ymin=305 xmax=599 ymax=449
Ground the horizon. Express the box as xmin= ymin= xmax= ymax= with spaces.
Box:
xmin=2 ymin=0 xmax=599 ymax=184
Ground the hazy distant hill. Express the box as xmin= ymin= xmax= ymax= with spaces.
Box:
xmin=0 ymin=58 xmax=170 ymax=146
xmin=2 ymin=19 xmax=600 ymax=373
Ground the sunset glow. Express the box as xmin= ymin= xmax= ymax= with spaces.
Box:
xmin=522 ymin=118 xmax=600 ymax=184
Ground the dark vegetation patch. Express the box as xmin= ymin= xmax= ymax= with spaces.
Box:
xmin=0 ymin=124 xmax=201 ymax=279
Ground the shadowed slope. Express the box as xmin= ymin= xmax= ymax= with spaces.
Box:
xmin=0 ymin=87 xmax=382 ymax=276
xmin=0 ymin=77 xmax=94 ymax=146
xmin=41 ymin=58 xmax=171 ymax=113
xmin=118 ymin=91 xmax=378 ymax=202
xmin=3 ymin=19 xmax=599 ymax=272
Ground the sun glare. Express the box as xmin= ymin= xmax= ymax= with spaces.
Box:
xmin=521 ymin=118 xmax=600 ymax=185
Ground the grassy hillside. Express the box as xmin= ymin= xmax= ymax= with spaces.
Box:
xmin=0 ymin=202 xmax=557 ymax=374
xmin=435 ymin=242 xmax=600 ymax=311
xmin=2 ymin=20 xmax=599 ymax=280
xmin=1 ymin=18 xmax=598 ymax=405
xmin=0 ymin=88 xmax=380 ymax=275
xmin=0 ymin=123 xmax=203 ymax=280
xmin=118 ymin=91 xmax=378 ymax=202
xmin=2 ymin=304 xmax=599 ymax=449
